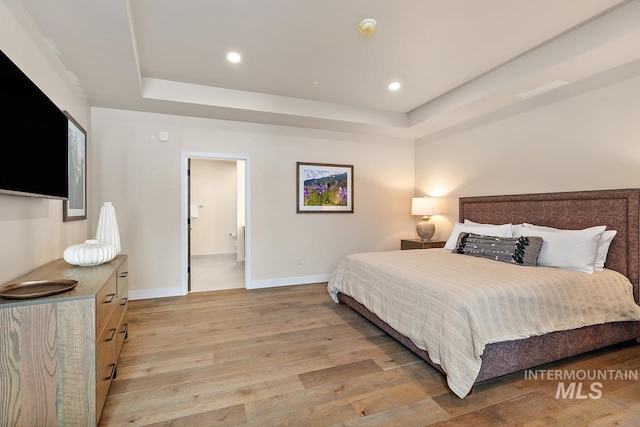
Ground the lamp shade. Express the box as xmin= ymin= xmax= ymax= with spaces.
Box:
xmin=411 ymin=197 xmax=440 ymax=216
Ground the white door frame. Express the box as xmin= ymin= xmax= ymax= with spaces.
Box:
xmin=180 ymin=151 xmax=251 ymax=294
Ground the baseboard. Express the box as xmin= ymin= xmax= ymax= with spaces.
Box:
xmin=128 ymin=286 xmax=184 ymax=300
xmin=190 ymin=253 xmax=238 ymax=262
xmin=129 ymin=275 xmax=332 ymax=299
xmin=247 ymin=274 xmax=332 ymax=290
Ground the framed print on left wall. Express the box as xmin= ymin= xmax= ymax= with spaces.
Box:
xmin=63 ymin=111 xmax=87 ymax=221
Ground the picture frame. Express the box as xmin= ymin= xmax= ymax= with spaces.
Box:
xmin=63 ymin=111 xmax=87 ymax=221
xmin=296 ymin=162 xmax=354 ymax=213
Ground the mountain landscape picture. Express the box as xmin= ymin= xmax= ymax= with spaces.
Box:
xmin=297 ymin=162 xmax=353 ymax=213
xmin=303 ymin=172 xmax=349 ymax=206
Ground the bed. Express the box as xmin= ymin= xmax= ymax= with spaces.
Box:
xmin=328 ymin=188 xmax=640 ymax=398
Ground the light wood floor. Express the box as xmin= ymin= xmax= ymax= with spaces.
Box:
xmin=100 ymin=283 xmax=640 ymax=426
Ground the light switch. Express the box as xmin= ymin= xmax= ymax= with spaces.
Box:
xmin=158 ymin=131 xmax=169 ymax=142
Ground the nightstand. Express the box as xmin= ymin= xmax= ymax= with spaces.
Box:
xmin=401 ymin=239 xmax=446 ymax=250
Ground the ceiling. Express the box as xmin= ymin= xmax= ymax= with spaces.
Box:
xmin=10 ymin=0 xmax=640 ymax=139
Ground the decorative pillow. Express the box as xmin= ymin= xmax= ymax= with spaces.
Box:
xmin=519 ymin=223 xmax=615 ymax=271
xmin=453 ymin=233 xmax=543 ymax=266
xmin=513 ymin=225 xmax=606 ymax=273
xmin=444 ymin=222 xmax=513 ymax=251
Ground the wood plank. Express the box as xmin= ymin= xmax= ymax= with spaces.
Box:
xmin=244 ymin=362 xmax=444 ymax=422
xmin=299 ymin=359 xmax=382 ymax=389
xmin=245 ymin=398 xmax=360 ymax=426
xmin=109 ymin=352 xmax=334 ymax=396
xmin=349 ymin=381 xmax=432 ymax=416
xmin=607 ymin=382 xmax=640 ymax=412
xmin=143 ymin=404 xmax=246 ymax=426
xmin=102 ymin=375 xmax=302 ymax=426
xmin=340 ymin=398 xmax=451 ymax=426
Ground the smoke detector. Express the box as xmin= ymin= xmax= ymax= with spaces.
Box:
xmin=358 ymin=18 xmax=377 ymax=36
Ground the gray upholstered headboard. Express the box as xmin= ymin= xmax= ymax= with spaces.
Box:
xmin=459 ymin=189 xmax=640 ymax=303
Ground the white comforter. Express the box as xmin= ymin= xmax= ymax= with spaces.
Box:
xmin=327 ymin=249 xmax=640 ymax=398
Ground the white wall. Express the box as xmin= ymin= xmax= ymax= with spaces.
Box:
xmin=190 ymin=159 xmax=237 ymax=255
xmin=0 ymin=1 xmax=91 ymax=285
xmin=91 ymin=108 xmax=415 ymax=297
xmin=415 ymin=73 xmax=640 ymax=242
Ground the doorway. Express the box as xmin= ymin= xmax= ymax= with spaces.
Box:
xmin=181 ymin=152 xmax=250 ymax=295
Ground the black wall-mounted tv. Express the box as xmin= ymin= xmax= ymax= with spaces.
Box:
xmin=0 ymin=49 xmax=69 ymax=200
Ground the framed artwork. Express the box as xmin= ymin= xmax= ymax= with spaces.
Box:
xmin=63 ymin=111 xmax=87 ymax=221
xmin=296 ymin=162 xmax=354 ymax=213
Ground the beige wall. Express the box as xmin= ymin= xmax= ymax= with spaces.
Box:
xmin=0 ymin=2 xmax=91 ymax=285
xmin=190 ymin=159 xmax=237 ymax=255
xmin=415 ymin=74 xmax=640 ymax=243
xmin=91 ymin=108 xmax=416 ymax=297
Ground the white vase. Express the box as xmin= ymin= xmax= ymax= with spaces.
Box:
xmin=64 ymin=239 xmax=117 ymax=266
xmin=96 ymin=202 xmax=121 ymax=254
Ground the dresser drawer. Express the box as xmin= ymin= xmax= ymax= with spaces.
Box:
xmin=116 ymin=310 xmax=128 ymax=357
xmin=114 ymin=262 xmax=129 ymax=326
xmin=117 ymin=258 xmax=128 ymax=299
xmin=97 ymin=307 xmax=119 ymax=377
xmin=114 ymin=292 xmax=128 ymax=357
xmin=96 ymin=272 xmax=117 ymax=335
xmin=96 ymin=307 xmax=119 ymax=418
xmin=95 ymin=359 xmax=115 ymax=420
xmin=115 ymin=258 xmax=129 ymax=357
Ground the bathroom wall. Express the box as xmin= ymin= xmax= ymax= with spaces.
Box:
xmin=190 ymin=159 xmax=238 ymax=255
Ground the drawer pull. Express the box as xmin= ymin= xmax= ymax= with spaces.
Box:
xmin=105 ymin=328 xmax=117 ymax=342
xmin=104 ymin=363 xmax=116 ymax=381
xmin=120 ymin=323 xmax=129 ymax=340
xmin=104 ymin=293 xmax=116 ymax=304
xmin=119 ymin=272 xmax=128 ymax=278
xmin=120 ymin=297 xmax=128 ymax=306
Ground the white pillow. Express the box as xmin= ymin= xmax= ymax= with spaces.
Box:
xmin=465 ymin=219 xmax=523 ymax=235
xmin=444 ymin=222 xmax=513 ymax=251
xmin=594 ymin=230 xmax=616 ymax=271
xmin=513 ymin=225 xmax=606 ymax=273
xmin=520 ymin=223 xmax=616 ymax=271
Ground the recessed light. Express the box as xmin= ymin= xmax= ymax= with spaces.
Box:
xmin=227 ymin=51 xmax=242 ymax=63
xmin=358 ymin=18 xmax=377 ymax=36
xmin=388 ymin=81 xmax=401 ymax=91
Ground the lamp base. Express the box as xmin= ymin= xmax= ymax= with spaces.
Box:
xmin=416 ymin=218 xmax=435 ymax=241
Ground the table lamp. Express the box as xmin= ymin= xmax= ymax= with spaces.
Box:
xmin=411 ymin=197 xmax=440 ymax=241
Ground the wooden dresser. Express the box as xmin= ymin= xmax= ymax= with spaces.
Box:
xmin=0 ymin=255 xmax=129 ymax=426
